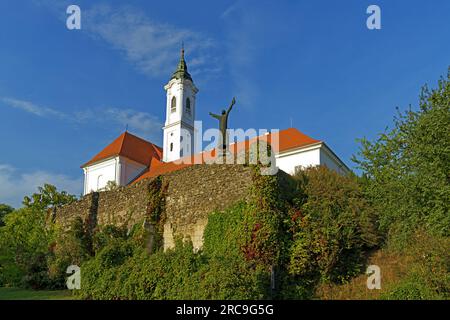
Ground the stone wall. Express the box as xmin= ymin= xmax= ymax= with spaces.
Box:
xmin=55 ymin=164 xmax=255 ymax=250
xmin=55 ymin=191 xmax=98 ymax=230
xmin=162 ymin=164 xmax=254 ymax=250
xmin=96 ymin=180 xmax=150 ymax=227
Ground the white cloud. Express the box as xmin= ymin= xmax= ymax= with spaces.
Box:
xmin=2 ymin=96 xmax=162 ymax=142
xmin=1 ymin=97 xmax=67 ymax=119
xmin=31 ymin=2 xmax=221 ymax=80
xmin=84 ymin=4 xmax=219 ymax=78
xmin=72 ymin=107 xmax=162 ymax=143
xmin=0 ymin=164 xmax=82 ymax=208
xmin=103 ymin=108 xmax=162 ymax=142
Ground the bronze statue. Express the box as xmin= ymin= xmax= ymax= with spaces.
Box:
xmin=209 ymin=97 xmax=236 ymax=152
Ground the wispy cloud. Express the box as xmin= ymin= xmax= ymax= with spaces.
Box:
xmin=31 ymin=2 xmax=221 ymax=80
xmin=103 ymin=108 xmax=162 ymax=142
xmin=0 ymin=97 xmax=67 ymax=119
xmin=1 ymin=97 xmax=162 ymax=142
xmin=83 ymin=4 xmax=219 ymax=78
xmin=0 ymin=164 xmax=82 ymax=208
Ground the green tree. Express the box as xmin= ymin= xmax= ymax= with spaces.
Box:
xmin=0 ymin=207 xmax=53 ymax=288
xmin=0 ymin=184 xmax=77 ymax=288
xmin=22 ymin=183 xmax=76 ymax=211
xmin=353 ymin=69 xmax=450 ymax=247
xmin=0 ymin=203 xmax=14 ymax=226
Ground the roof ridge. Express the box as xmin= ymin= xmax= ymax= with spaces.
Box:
xmin=132 ymin=127 xmax=322 ymax=182
xmin=81 ymin=131 xmax=162 ymax=168
xmin=118 ymin=131 xmax=128 ymax=155
xmin=123 ymin=131 xmax=162 ymax=150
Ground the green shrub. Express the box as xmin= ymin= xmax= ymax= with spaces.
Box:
xmin=92 ymin=224 xmax=128 ymax=254
xmin=76 ymin=203 xmax=270 ymax=300
xmin=200 ymin=202 xmax=272 ymax=299
xmin=381 ymin=232 xmax=449 ymax=300
xmin=381 ymin=274 xmax=443 ymax=300
xmin=47 ymin=217 xmax=95 ymax=288
xmin=287 ymin=166 xmax=379 ymax=284
xmin=75 ymin=165 xmax=288 ymax=300
xmin=76 ymin=236 xmax=203 ymax=300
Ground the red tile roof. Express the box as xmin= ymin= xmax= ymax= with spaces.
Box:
xmin=269 ymin=127 xmax=321 ymax=153
xmin=133 ymin=128 xmax=320 ymax=182
xmin=81 ymin=131 xmax=162 ymax=168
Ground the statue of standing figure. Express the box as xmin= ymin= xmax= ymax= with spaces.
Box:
xmin=209 ymin=97 xmax=236 ymax=153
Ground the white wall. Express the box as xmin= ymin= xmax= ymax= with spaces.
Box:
xmin=275 ymin=143 xmax=350 ymax=176
xmin=83 ymin=156 xmax=147 ymax=195
xmin=120 ymin=157 xmax=147 ymax=185
xmin=275 ymin=146 xmax=321 ymax=175
xmin=83 ymin=158 xmax=117 ymax=195
xmin=163 ymin=125 xmax=181 ymax=162
xmin=319 ymin=145 xmax=350 ymax=175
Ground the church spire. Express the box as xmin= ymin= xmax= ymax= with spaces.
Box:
xmin=163 ymin=45 xmax=198 ymax=163
xmin=171 ymin=43 xmax=193 ymax=81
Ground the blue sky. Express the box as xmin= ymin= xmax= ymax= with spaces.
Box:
xmin=0 ymin=0 xmax=449 ymax=207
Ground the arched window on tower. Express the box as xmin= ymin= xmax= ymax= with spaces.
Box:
xmin=186 ymin=97 xmax=191 ymax=115
xmin=171 ymin=96 xmax=177 ymax=113
xmin=170 ymin=142 xmax=173 ymax=152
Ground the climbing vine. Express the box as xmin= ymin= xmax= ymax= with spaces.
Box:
xmin=240 ymin=165 xmax=285 ymax=267
xmin=144 ymin=176 xmax=168 ymax=252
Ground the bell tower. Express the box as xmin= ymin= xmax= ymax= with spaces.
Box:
xmin=162 ymin=46 xmax=198 ymax=162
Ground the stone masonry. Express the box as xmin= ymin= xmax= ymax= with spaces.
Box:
xmin=55 ymin=164 xmax=255 ymax=250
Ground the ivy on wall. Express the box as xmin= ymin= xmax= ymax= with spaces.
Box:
xmin=143 ymin=176 xmax=168 ymax=253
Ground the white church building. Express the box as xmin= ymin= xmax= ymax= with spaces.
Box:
xmin=81 ymin=48 xmax=350 ymax=195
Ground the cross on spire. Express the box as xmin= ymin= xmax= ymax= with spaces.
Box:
xmin=170 ymin=42 xmax=192 ymax=81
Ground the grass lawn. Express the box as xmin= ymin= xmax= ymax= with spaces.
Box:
xmin=0 ymin=287 xmax=74 ymax=300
